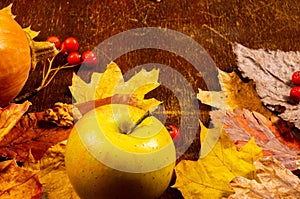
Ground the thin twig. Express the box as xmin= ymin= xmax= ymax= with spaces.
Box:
xmin=42 ymin=59 xmax=47 ymax=79
xmin=11 ymin=54 xmax=78 ymax=103
xmin=41 ymin=68 xmax=60 ymax=89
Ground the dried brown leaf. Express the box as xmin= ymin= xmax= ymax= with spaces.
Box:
xmin=233 ymin=43 xmax=300 ymax=129
xmin=0 ymin=109 xmax=71 ymax=162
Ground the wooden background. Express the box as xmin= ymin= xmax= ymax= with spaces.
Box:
xmin=1 ymin=0 xmax=300 ymax=198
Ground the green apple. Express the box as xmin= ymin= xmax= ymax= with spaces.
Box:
xmin=65 ymin=104 xmax=176 ymax=199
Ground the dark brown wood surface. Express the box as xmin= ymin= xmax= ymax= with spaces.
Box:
xmin=1 ymin=0 xmax=300 ymax=198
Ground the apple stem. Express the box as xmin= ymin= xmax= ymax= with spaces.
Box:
xmin=126 ymin=111 xmax=151 ymax=135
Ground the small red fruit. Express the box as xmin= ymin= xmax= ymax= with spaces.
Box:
xmin=46 ymin=36 xmax=61 ymax=49
xmin=292 ymin=71 xmax=300 ymax=85
xmin=290 ymin=86 xmax=300 ymax=103
xmin=81 ymin=50 xmax=98 ymax=67
xmin=67 ymin=51 xmax=81 ymax=65
xmin=166 ymin=124 xmax=180 ymax=141
xmin=62 ymin=37 xmax=79 ymax=53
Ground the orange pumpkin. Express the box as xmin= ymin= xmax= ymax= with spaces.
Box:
xmin=0 ymin=10 xmax=31 ymax=106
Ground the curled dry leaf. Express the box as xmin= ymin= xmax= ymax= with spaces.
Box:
xmin=24 ymin=142 xmax=80 ymax=199
xmin=227 ymin=156 xmax=300 ymax=199
xmin=211 ymin=108 xmax=300 ymax=171
xmin=173 ymin=120 xmax=262 ymax=198
xmin=233 ymin=43 xmax=300 ymax=129
xmin=0 ymin=160 xmax=43 ymax=198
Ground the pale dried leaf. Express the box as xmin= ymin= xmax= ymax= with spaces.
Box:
xmin=228 ymin=156 xmax=300 ymax=199
xmin=233 ymin=43 xmax=300 ymax=129
xmin=114 ymin=68 xmax=159 ymax=96
xmin=130 ymin=84 xmax=161 ymax=112
xmin=197 ymin=89 xmax=227 ymax=110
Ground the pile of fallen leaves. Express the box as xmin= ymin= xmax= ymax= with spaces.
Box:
xmin=1 ymin=42 xmax=300 ymax=198
xmin=175 ymin=43 xmax=300 ymax=198
xmin=0 ymin=101 xmax=73 ymax=198
xmin=174 ymin=107 xmax=300 ymax=198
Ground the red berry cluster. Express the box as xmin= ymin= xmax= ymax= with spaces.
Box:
xmin=46 ymin=36 xmax=98 ymax=67
xmin=290 ymin=71 xmax=300 ymax=103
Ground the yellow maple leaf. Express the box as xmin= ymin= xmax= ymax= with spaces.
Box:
xmin=197 ymin=69 xmax=272 ymax=118
xmin=69 ymin=62 xmax=161 ymax=114
xmin=69 ymin=72 xmax=102 ymax=104
xmin=172 ymin=120 xmax=262 ymax=198
xmin=94 ymin=62 xmax=124 ymax=99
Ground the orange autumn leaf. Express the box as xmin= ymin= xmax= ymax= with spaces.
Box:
xmin=0 ymin=160 xmax=43 ymax=198
xmin=211 ymin=108 xmax=300 ymax=170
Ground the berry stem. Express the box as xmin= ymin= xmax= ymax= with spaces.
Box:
xmin=12 ymin=52 xmax=78 ymax=104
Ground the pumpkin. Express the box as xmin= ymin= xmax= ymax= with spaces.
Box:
xmin=0 ymin=8 xmax=31 ymax=106
xmin=0 ymin=4 xmax=58 ymax=106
